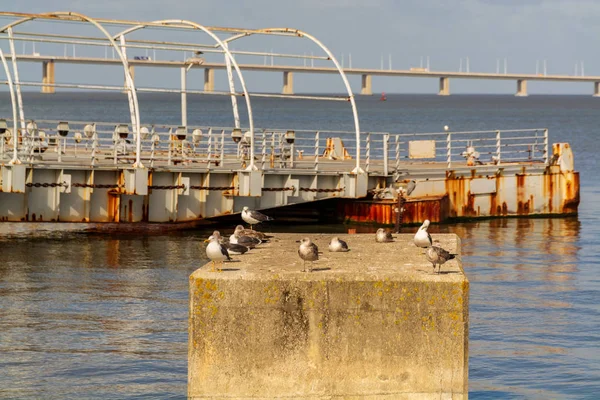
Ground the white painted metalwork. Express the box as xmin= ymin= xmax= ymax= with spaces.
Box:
xmin=181 ymin=67 xmax=187 ymax=126
xmin=224 ymin=28 xmax=362 ymax=173
xmin=6 ymin=28 xmax=25 ymax=137
xmin=495 ymin=130 xmax=501 ymax=166
xmin=543 ymin=129 xmax=549 ymax=165
xmin=0 ymin=48 xmax=19 ymax=164
xmin=113 ymin=19 xmax=257 ymax=170
xmin=223 ymin=42 xmax=241 ymax=129
xmin=1 ymin=11 xmax=142 ymax=168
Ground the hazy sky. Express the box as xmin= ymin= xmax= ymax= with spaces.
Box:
xmin=1 ymin=0 xmax=599 ymax=94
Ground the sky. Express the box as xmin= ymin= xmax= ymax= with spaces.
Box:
xmin=1 ymin=0 xmax=599 ymax=94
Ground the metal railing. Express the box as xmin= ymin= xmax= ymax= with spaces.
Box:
xmin=0 ymin=119 xmax=549 ymax=173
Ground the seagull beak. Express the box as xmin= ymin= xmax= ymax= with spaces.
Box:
xmin=295 ymin=240 xmax=301 ymax=243
xmin=204 ymin=239 xmax=210 ymax=243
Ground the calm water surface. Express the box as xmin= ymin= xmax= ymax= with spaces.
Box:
xmin=0 ymin=94 xmax=599 ymax=399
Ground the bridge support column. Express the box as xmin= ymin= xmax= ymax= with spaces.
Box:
xmin=438 ymin=77 xmax=450 ymax=96
xmin=204 ymin=68 xmax=214 ymax=92
xmin=594 ymin=82 xmax=600 ymax=97
xmin=516 ymin=79 xmax=528 ymax=97
xmin=42 ymin=60 xmax=55 ymax=94
xmin=282 ymin=71 xmax=294 ymax=95
xmin=360 ymin=74 xmax=372 ymax=95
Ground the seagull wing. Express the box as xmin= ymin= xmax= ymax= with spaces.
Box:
xmin=250 ymin=210 xmax=273 ymax=222
xmin=435 ymin=246 xmax=455 ymax=262
xmin=220 ymin=243 xmax=232 ymax=261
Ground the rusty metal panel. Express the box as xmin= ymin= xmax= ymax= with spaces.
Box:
xmin=124 ymin=168 xmax=148 ymax=195
xmin=2 ymin=164 xmax=26 ymax=193
xmin=27 ymin=169 xmax=60 ymax=222
xmin=89 ymin=170 xmax=120 ymax=222
xmin=148 ymin=172 xmax=177 ymax=222
xmin=470 ymin=178 xmax=496 ymax=194
xmin=59 ymin=170 xmax=87 ymax=222
xmin=409 ymin=140 xmax=436 ymax=159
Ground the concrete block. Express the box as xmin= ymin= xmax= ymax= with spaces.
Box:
xmin=189 ymin=233 xmax=468 ymax=399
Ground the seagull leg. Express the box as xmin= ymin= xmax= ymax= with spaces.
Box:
xmin=302 ymin=260 xmax=306 ymax=272
xmin=210 ymin=261 xmax=216 ymax=272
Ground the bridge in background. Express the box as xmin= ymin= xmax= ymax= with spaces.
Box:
xmin=7 ymin=54 xmax=600 ymax=97
xmin=0 ymin=12 xmax=580 ymax=226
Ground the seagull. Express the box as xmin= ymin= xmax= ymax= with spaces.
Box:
xmin=211 ymin=230 xmax=249 ymax=255
xmin=298 ymin=237 xmax=319 ymax=272
xmin=375 ymin=228 xmax=394 ymax=243
xmin=234 ymin=225 xmax=269 ymax=241
xmin=204 ymin=234 xmax=232 ymax=271
xmin=329 ymin=237 xmax=349 ymax=252
xmin=230 ymin=228 xmax=262 ymax=249
xmin=425 ymin=244 xmax=455 ymax=274
xmin=413 ymin=219 xmax=433 ymax=248
xmin=241 ymin=206 xmax=273 ymax=230
xmin=405 ymin=180 xmax=417 ymax=196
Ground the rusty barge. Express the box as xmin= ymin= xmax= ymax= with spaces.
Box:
xmin=0 ymin=12 xmax=579 ymax=227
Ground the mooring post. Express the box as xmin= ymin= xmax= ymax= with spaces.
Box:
xmin=189 ymin=233 xmax=468 ymax=398
xmin=394 ymin=194 xmax=405 ymax=233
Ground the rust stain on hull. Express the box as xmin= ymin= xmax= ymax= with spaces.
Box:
xmin=340 ymin=196 xmax=449 ymax=225
xmin=340 ymin=168 xmax=579 ymax=225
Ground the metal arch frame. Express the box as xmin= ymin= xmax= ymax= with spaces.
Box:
xmin=0 ymin=11 xmax=144 ymax=168
xmin=113 ymin=20 xmax=258 ymax=171
xmin=223 ymin=28 xmax=363 ymax=173
xmin=0 ymin=48 xmax=19 ymax=164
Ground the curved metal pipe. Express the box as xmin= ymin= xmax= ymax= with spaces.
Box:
xmin=0 ymin=48 xmax=19 ymax=164
xmin=112 ymin=19 xmax=257 ymax=170
xmin=224 ymin=28 xmax=362 ymax=173
xmin=1 ymin=11 xmax=142 ymax=167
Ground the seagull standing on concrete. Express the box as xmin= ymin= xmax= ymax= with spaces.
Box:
xmin=329 ymin=237 xmax=349 ymax=252
xmin=298 ymin=237 xmax=319 ymax=272
xmin=233 ymin=224 xmax=269 ymax=241
xmin=375 ymin=228 xmax=394 ymax=243
xmin=425 ymin=244 xmax=455 ymax=274
xmin=204 ymin=234 xmax=232 ymax=271
xmin=241 ymin=206 xmax=273 ymax=230
xmin=230 ymin=228 xmax=262 ymax=249
xmin=413 ymin=219 xmax=433 ymax=248
xmin=211 ymin=230 xmax=249 ymax=255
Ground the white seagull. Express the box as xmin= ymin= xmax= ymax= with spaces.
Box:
xmin=241 ymin=206 xmax=273 ymax=230
xmin=413 ymin=219 xmax=433 ymax=248
xmin=329 ymin=237 xmax=349 ymax=252
xmin=204 ymin=234 xmax=232 ymax=271
xmin=298 ymin=237 xmax=319 ymax=272
xmin=375 ymin=228 xmax=394 ymax=243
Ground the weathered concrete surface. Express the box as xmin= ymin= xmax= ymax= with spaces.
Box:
xmin=189 ymin=233 xmax=468 ymax=399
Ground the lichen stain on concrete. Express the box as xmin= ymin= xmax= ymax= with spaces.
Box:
xmin=275 ymin=287 xmax=309 ymax=352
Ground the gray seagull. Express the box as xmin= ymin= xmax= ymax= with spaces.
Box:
xmin=241 ymin=206 xmax=273 ymax=230
xmin=375 ymin=228 xmax=394 ymax=243
xmin=298 ymin=237 xmax=319 ymax=272
xmin=329 ymin=237 xmax=349 ymax=252
xmin=425 ymin=244 xmax=455 ymax=274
